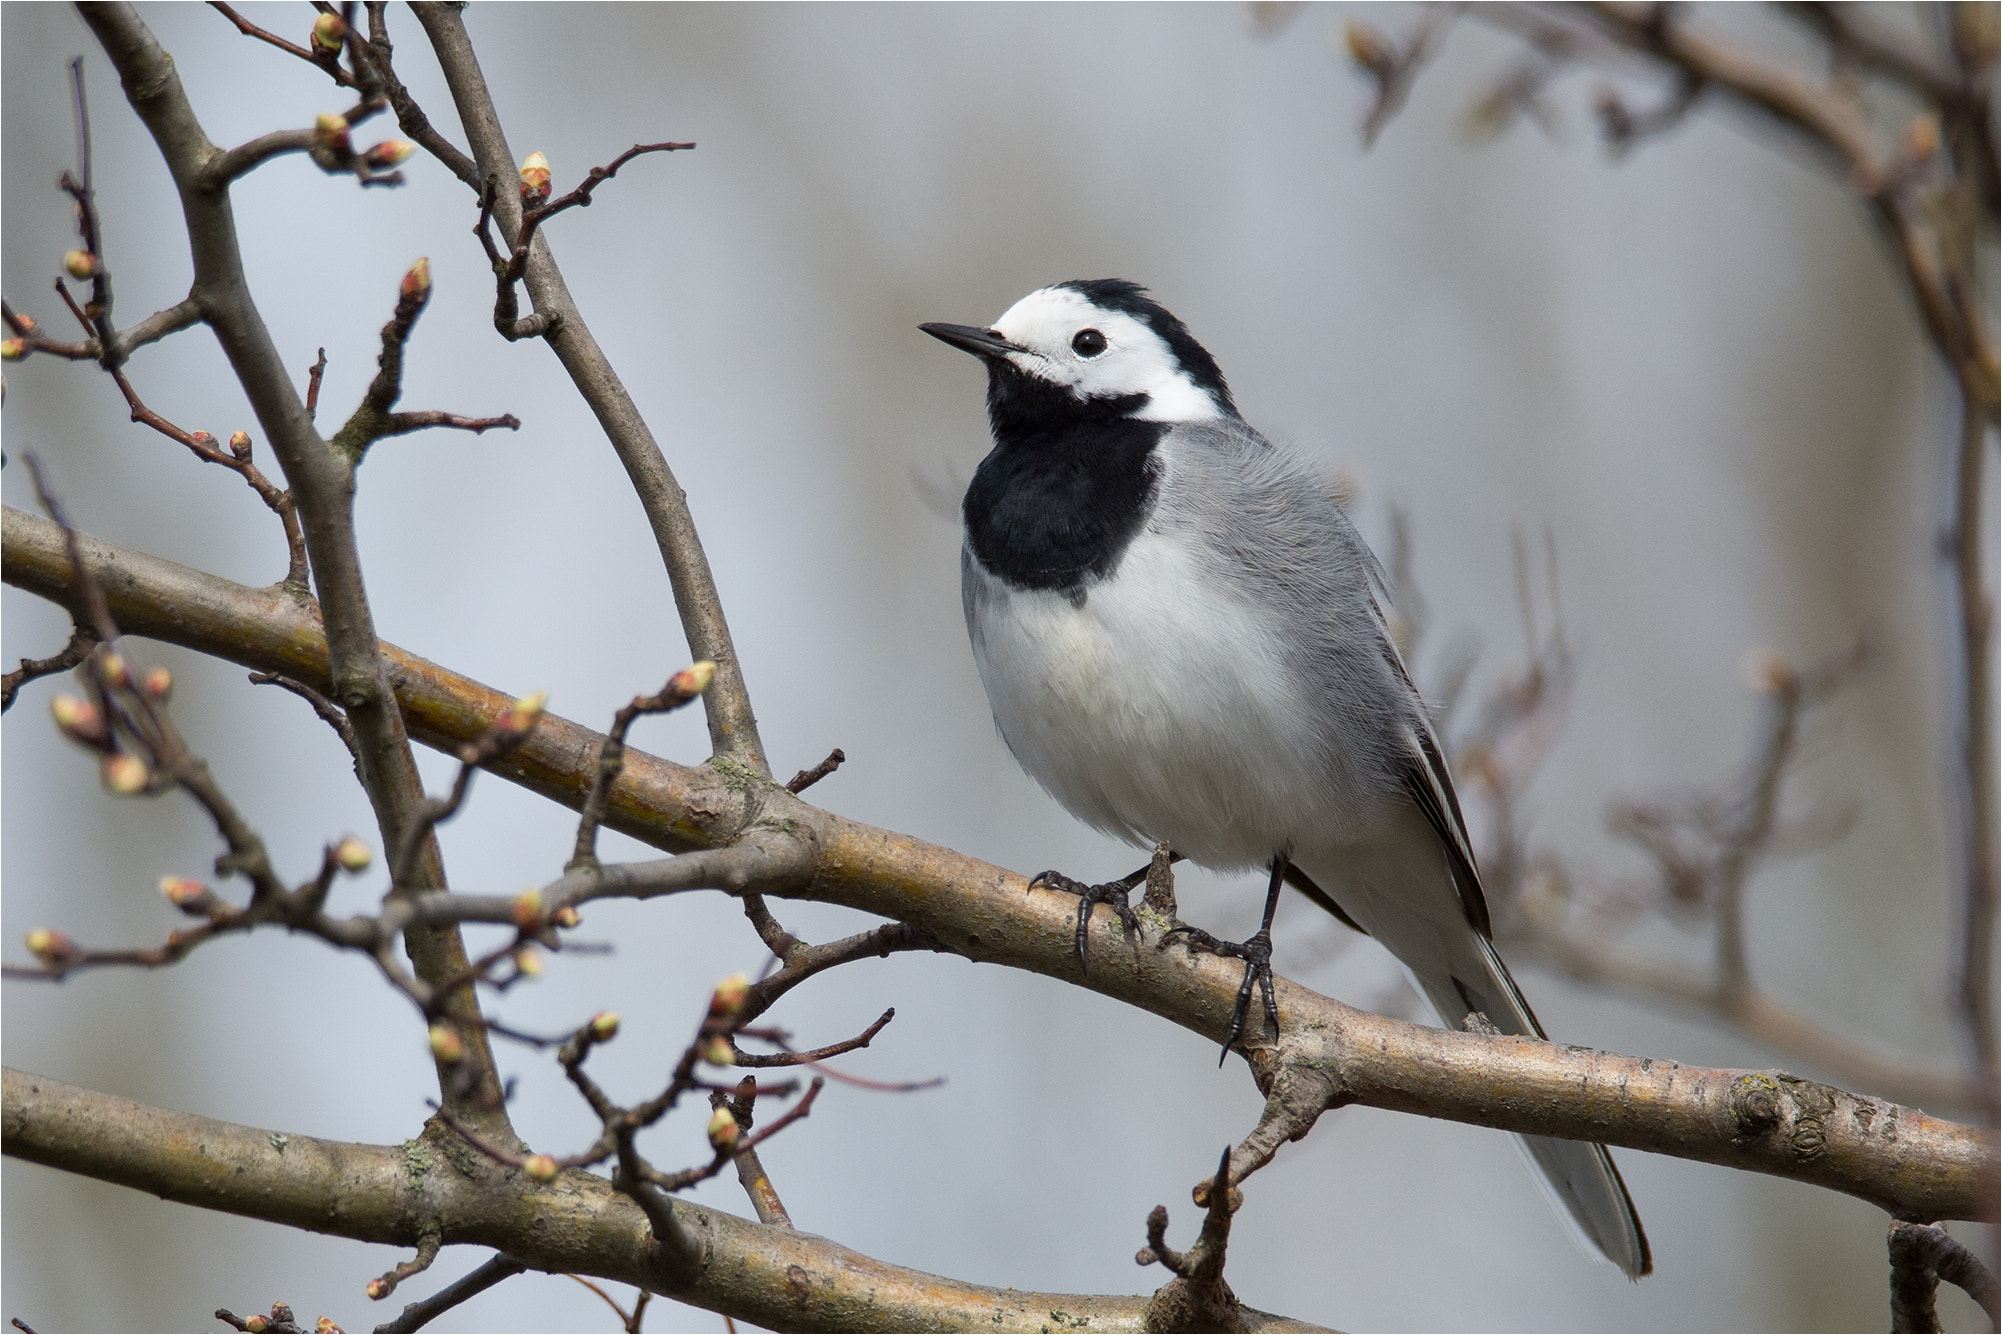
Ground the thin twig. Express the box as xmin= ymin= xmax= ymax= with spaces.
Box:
xmin=1 ymin=622 xmax=96 ymax=711
xmin=249 ymin=671 xmax=359 ymax=763
xmin=374 ymin=1254 xmax=525 ymax=1334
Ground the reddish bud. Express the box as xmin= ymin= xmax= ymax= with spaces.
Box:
xmin=522 ymin=1153 xmax=559 ymax=1182
xmin=511 ymin=887 xmax=545 ymax=931
xmin=708 ymin=972 xmax=750 ymax=1020
xmin=400 ymin=256 xmax=431 ymax=301
xmin=190 ymin=430 xmax=218 ymax=450
xmin=334 ymin=837 xmax=372 ymax=872
xmin=514 ymin=946 xmax=544 ymax=978
xmin=245 ymin=1317 xmax=270 ymax=1334
xmin=497 ymin=689 xmax=545 ymax=734
xmin=365 ymin=1278 xmax=391 ymax=1302
xmin=706 ymin=1106 xmax=740 ymax=1152
xmin=669 ymin=661 xmax=716 ymax=699
xmin=428 ymin=1024 xmax=465 ymax=1064
xmin=142 ymin=665 xmax=173 ymax=700
xmin=519 ymin=151 xmax=552 ymax=205
xmin=25 ymin=927 xmax=76 ymax=968
xmin=589 ymin=1010 xmax=620 ymax=1041
xmin=1 ymin=339 xmax=25 ymax=362
xmin=159 ymin=876 xmax=210 ymax=911
xmin=699 ymin=1035 xmax=736 ymax=1067
xmin=228 ymin=429 xmax=253 ymax=459
xmin=63 ymin=249 xmax=99 ymax=280
xmin=551 ymin=905 xmax=581 ymax=928
xmin=97 ymin=649 xmax=131 ymax=689
xmin=314 ymin=112 xmax=351 ymax=152
xmin=50 ymin=694 xmax=108 ymax=747
xmin=11 ymin=312 xmax=36 ymax=334
xmin=365 ymin=140 xmax=416 ymax=169
xmin=101 ymin=752 xmax=151 ymax=795
xmin=311 ymin=11 xmax=347 ymax=52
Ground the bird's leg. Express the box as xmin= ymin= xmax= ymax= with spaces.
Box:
xmin=1029 ymin=860 xmax=1157 ymax=975
xmin=1163 ymin=855 xmax=1286 ymax=1064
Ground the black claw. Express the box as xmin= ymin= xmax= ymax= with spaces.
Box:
xmin=1029 ymin=868 xmax=1144 ymax=975
xmin=1164 ymin=924 xmax=1277 ymax=1064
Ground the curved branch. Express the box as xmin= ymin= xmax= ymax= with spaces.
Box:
xmin=0 ymin=1070 xmax=1327 ymax=1334
xmin=6 ymin=508 xmax=1995 ymax=1224
xmin=406 ymin=2 xmax=768 ymax=776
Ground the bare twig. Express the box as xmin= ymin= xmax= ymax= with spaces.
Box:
xmin=249 ymin=671 xmax=359 ymax=763
xmin=784 ymin=747 xmax=845 ymax=794
xmin=1 ymin=622 xmax=96 ymax=712
xmin=413 ymin=2 xmax=769 ymax=775
xmin=570 ymin=665 xmax=715 ymax=871
xmin=1137 ymin=1147 xmax=1249 ymax=1332
xmin=374 ymin=1254 xmax=525 ymax=1334
xmin=1343 ymin=5 xmax=1459 ymax=148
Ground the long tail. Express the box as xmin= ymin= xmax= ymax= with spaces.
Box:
xmin=1299 ymin=812 xmax=1652 ymax=1280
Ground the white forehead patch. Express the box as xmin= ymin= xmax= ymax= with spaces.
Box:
xmin=990 ymin=287 xmax=1226 ymax=423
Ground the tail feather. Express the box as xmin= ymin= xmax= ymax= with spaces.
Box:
xmin=1300 ymin=820 xmax=1652 ymax=1280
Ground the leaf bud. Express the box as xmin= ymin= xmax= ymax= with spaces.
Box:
xmin=50 ymin=694 xmax=108 ymax=747
xmin=311 ymin=11 xmax=347 ymax=51
xmin=669 ymin=661 xmax=716 ymax=699
xmin=428 ymin=1023 xmax=465 ymax=1064
xmin=142 ymin=665 xmax=173 ymax=700
xmin=1903 ymin=112 xmax=1940 ymax=164
xmin=333 ymin=837 xmax=372 ymax=872
xmin=98 ymin=649 xmax=131 ymax=689
xmin=10 ymin=312 xmax=36 ymax=333
xmin=1344 ymin=22 xmax=1391 ymax=72
xmin=101 ymin=752 xmax=151 ymax=795
xmin=498 ymin=689 xmax=546 ymax=734
xmin=245 ymin=1317 xmax=270 ymax=1335
xmin=519 ymin=150 xmax=552 ymax=206
xmin=365 ymin=1278 xmax=391 ymax=1302
xmin=708 ymin=971 xmax=750 ymax=1020
xmin=514 ymin=945 xmax=543 ymax=978
xmin=365 ymin=139 xmax=416 ymax=169
xmin=706 ymin=1106 xmax=740 ymax=1152
xmin=1 ymin=339 xmax=25 ymax=361
xmin=159 ymin=876 xmax=210 ymax=912
xmin=25 ymin=927 xmax=76 ymax=968
xmin=589 ymin=1010 xmax=620 ymax=1041
xmin=1741 ymin=647 xmax=1798 ymax=697
xmin=63 ymin=249 xmax=99 ymax=280
xmin=699 ymin=1035 xmax=736 ymax=1067
xmin=511 ymin=887 xmax=546 ymax=931
xmin=190 ymin=430 xmax=218 ymax=450
xmin=551 ymin=905 xmax=581 ymax=928
xmin=314 ymin=112 xmax=351 ymax=152
xmin=522 ymin=1153 xmax=559 ymax=1182
xmin=400 ymin=256 xmax=431 ymax=301
xmin=228 ymin=429 xmax=254 ymax=459
xmin=316 ymin=1319 xmax=344 ymax=1334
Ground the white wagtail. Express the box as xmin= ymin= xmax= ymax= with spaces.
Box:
xmin=921 ymin=280 xmax=1650 ymax=1279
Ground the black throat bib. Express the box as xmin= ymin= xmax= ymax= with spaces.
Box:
xmin=962 ymin=364 xmax=1164 ymax=603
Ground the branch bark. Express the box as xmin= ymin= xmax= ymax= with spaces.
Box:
xmin=0 ymin=1069 xmax=1326 ymax=1334
xmin=7 ymin=506 xmax=1995 ymax=1225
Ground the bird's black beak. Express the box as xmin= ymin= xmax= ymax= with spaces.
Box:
xmin=919 ymin=322 xmax=1022 ymax=360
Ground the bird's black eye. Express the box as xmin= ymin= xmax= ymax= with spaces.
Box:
xmin=1071 ymin=328 xmax=1107 ymax=357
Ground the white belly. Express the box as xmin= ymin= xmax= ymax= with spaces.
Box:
xmin=964 ymin=526 xmax=1381 ymax=869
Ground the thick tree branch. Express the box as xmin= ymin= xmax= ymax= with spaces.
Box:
xmin=6 ymin=507 xmax=1994 ymax=1225
xmin=407 ymin=2 xmax=768 ymax=776
xmin=5 ymin=1070 xmax=1345 ymax=1334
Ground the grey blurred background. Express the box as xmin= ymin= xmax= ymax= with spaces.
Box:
xmin=2 ymin=3 xmax=1991 ymax=1330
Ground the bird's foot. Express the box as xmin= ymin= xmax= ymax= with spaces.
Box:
xmin=1161 ymin=922 xmax=1278 ymax=1064
xmin=1028 ymin=867 xmax=1145 ymax=975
